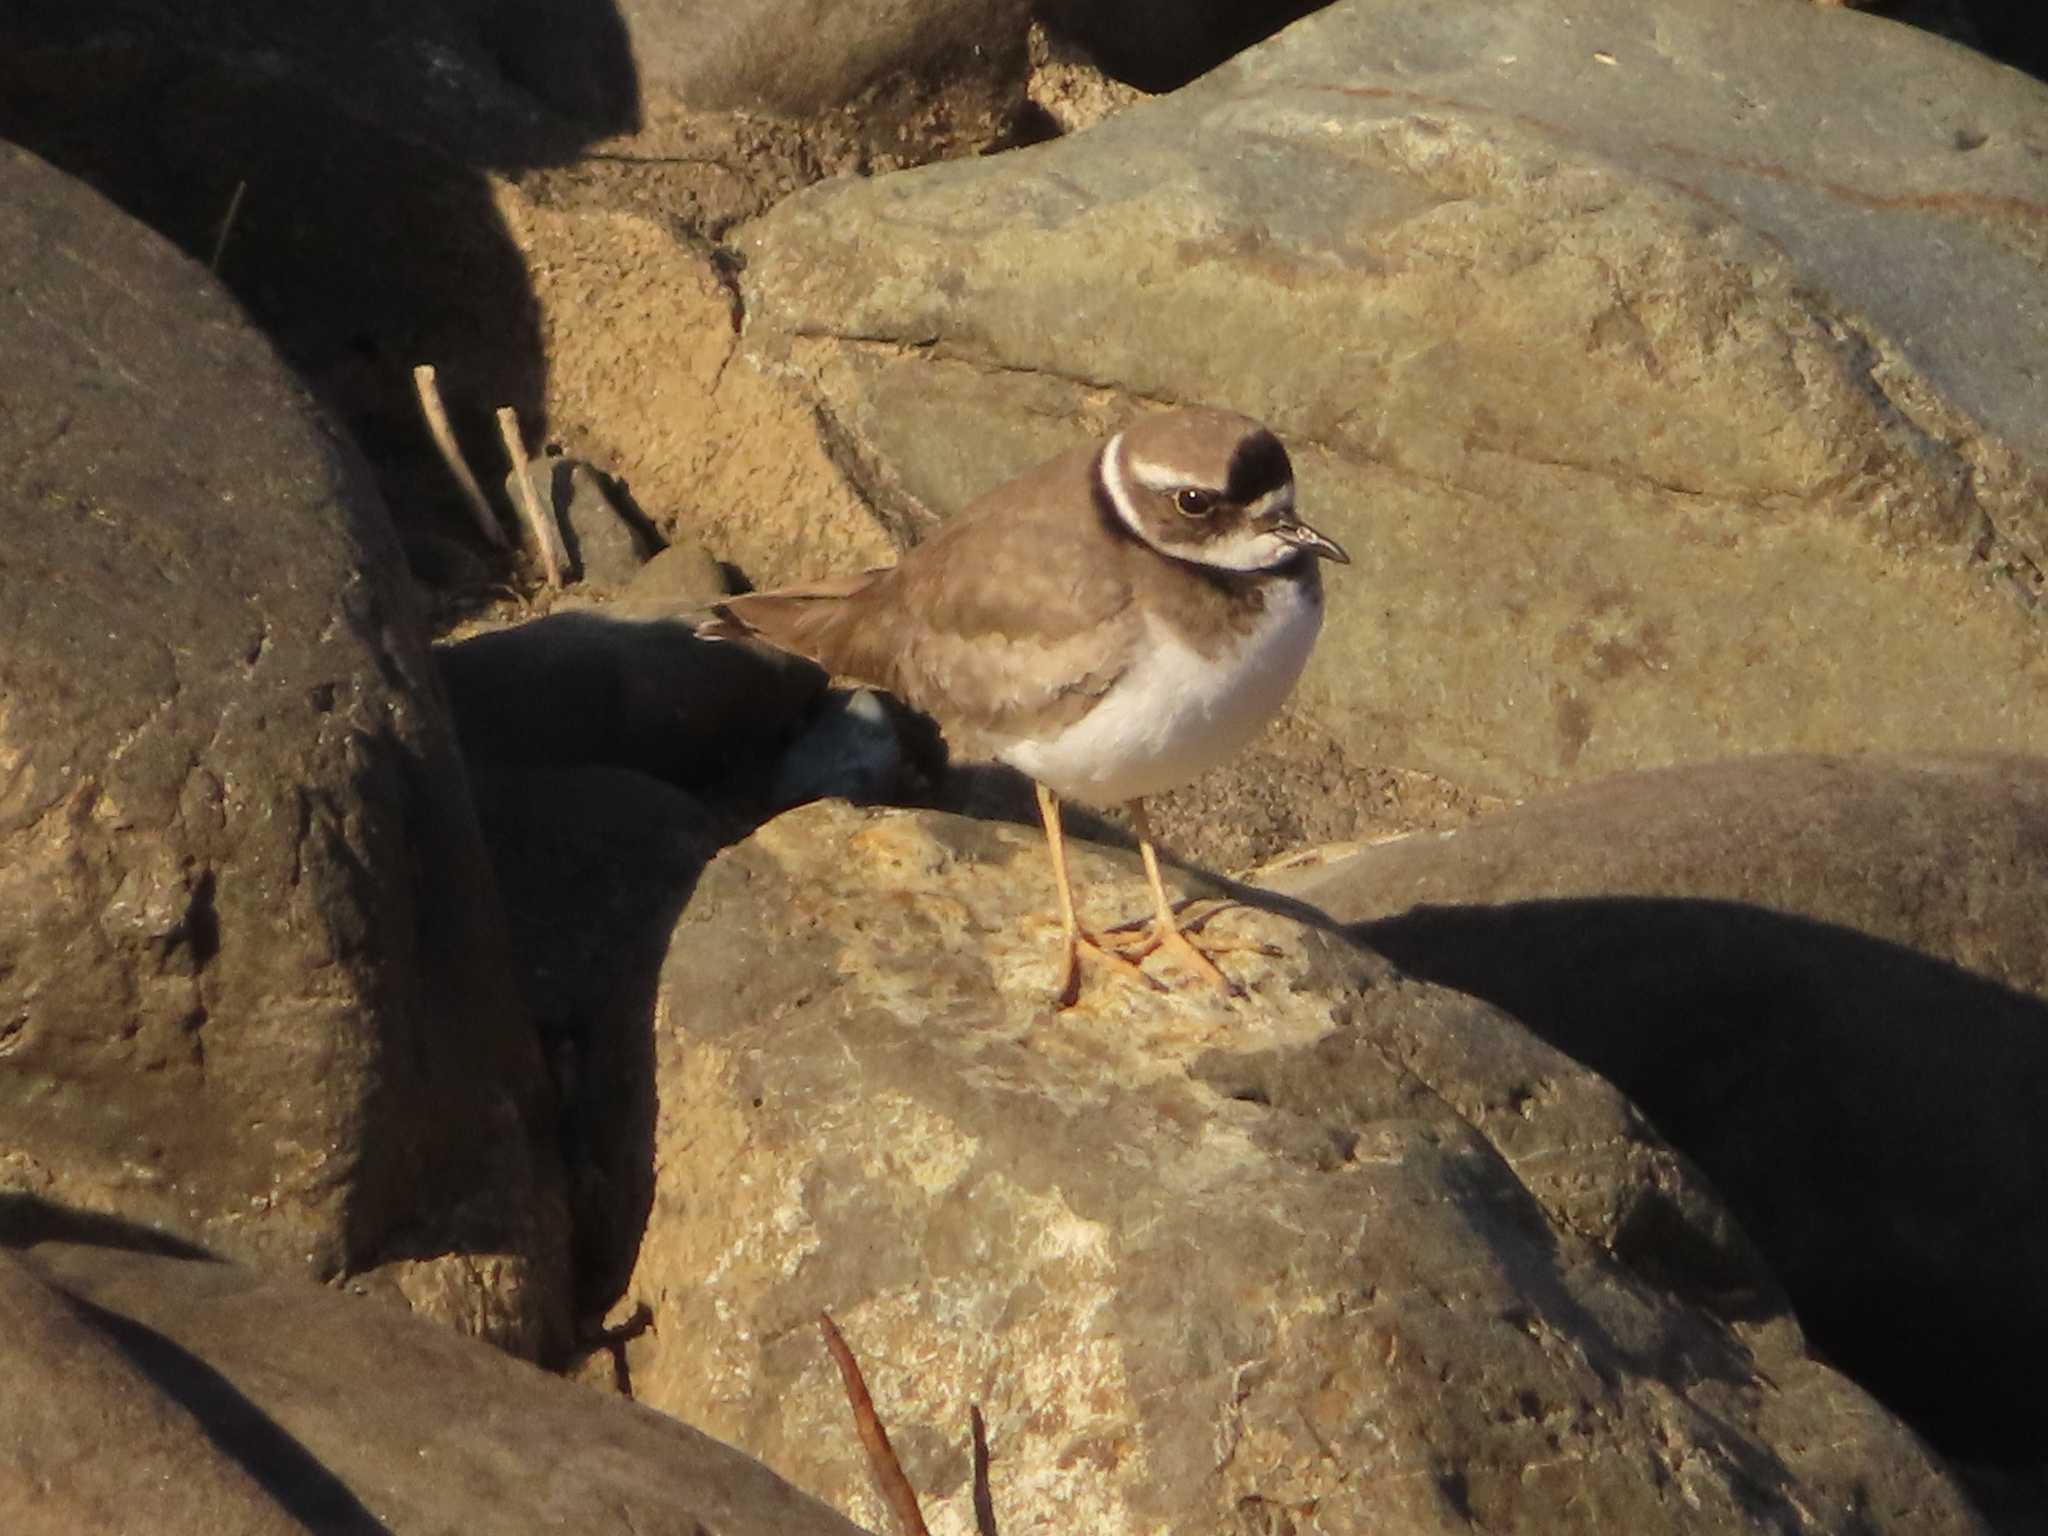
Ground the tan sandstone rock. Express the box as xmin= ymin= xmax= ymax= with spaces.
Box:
xmin=616 ymin=798 xmax=1985 ymax=1535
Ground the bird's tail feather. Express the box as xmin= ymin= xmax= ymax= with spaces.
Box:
xmin=698 ymin=571 xmax=882 ymax=669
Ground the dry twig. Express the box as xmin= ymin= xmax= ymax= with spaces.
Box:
xmin=496 ymin=405 xmax=567 ymax=588
xmin=818 ymin=1312 xmax=932 ymax=1536
xmin=208 ymin=179 xmax=246 ymax=274
xmin=410 ymin=364 xmax=508 ymax=549
xmin=970 ymin=1404 xmax=998 ymax=1536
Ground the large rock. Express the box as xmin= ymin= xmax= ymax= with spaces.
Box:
xmin=0 ymin=145 xmax=569 ymax=1353
xmin=614 ymin=798 xmax=1985 ymax=1535
xmin=2 ymin=1237 xmax=870 ymax=1536
xmin=1261 ymin=752 xmax=2048 ymax=1460
xmin=734 ymin=0 xmax=2048 ymax=816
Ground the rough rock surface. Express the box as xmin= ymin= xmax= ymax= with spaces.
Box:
xmin=0 ymin=144 xmax=569 ymax=1353
xmin=2 ymin=1237 xmax=870 ymax=1536
xmin=735 ymin=0 xmax=2048 ymax=811
xmin=1261 ymin=752 xmax=2048 ymax=1460
xmin=616 ymin=798 xmax=1985 ymax=1535
xmin=0 ymin=0 xmax=621 ymax=555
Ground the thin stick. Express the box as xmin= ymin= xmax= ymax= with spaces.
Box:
xmin=970 ymin=1405 xmax=997 ymax=1536
xmin=818 ymin=1312 xmax=931 ymax=1536
xmin=496 ymin=405 xmax=566 ymax=588
xmin=208 ymin=179 xmax=246 ymax=274
xmin=411 ymin=365 xmax=507 ymax=548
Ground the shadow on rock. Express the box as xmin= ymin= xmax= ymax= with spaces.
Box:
xmin=1357 ymin=895 xmax=2048 ymax=1461
xmin=0 ymin=1194 xmax=219 ymax=1264
xmin=436 ymin=612 xmax=831 ymax=1314
xmin=70 ymin=1293 xmax=392 ymax=1534
xmin=0 ymin=0 xmax=638 ymax=570
xmin=1039 ymin=0 xmax=1337 ymax=90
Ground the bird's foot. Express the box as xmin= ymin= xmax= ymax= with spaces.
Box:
xmin=1054 ymin=929 xmax=1169 ymax=1009
xmin=1100 ymin=900 xmax=1283 ymax=997
xmin=1102 ymin=894 xmax=1233 ymax=943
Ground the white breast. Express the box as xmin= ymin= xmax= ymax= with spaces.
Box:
xmin=999 ymin=579 xmax=1324 ymax=805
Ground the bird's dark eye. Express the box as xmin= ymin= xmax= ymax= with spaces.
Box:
xmin=1174 ymin=488 xmax=1219 ymax=517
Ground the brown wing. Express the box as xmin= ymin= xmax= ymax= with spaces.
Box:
xmin=711 ymin=445 xmax=1141 ymax=743
xmin=703 ymin=569 xmax=884 ymax=654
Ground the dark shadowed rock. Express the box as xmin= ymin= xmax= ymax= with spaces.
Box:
xmin=5 ymin=1238 xmax=872 ymax=1536
xmin=1038 ymin=0 xmax=1333 ymax=89
xmin=610 ymin=0 xmax=1032 ymax=117
xmin=436 ymin=612 xmax=827 ymax=786
xmin=614 ymin=799 xmax=1985 ymax=1535
xmin=0 ymin=0 xmax=630 ymax=558
xmin=465 ymin=762 xmax=728 ymax=1309
xmin=0 ymin=144 xmax=569 ymax=1355
xmin=768 ymin=689 xmax=913 ymax=809
xmin=1262 ymin=753 xmax=2048 ymax=1459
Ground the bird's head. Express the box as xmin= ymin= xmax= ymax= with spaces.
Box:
xmin=1096 ymin=407 xmax=1349 ymax=574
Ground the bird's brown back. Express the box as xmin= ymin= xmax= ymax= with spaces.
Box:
xmin=712 ymin=445 xmax=1143 ymax=746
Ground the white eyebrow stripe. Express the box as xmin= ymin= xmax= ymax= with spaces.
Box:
xmin=1130 ymin=454 xmax=1296 ymax=515
xmin=1098 ymin=433 xmax=1155 ymax=545
xmin=1127 ymin=454 xmax=1197 ymax=493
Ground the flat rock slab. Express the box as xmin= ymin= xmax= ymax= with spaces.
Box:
xmin=0 ymin=144 xmax=568 ymax=1351
xmin=1262 ymin=752 xmax=2048 ymax=1458
xmin=4 ymin=1241 xmax=869 ymax=1536
xmin=736 ymin=0 xmax=2048 ymax=803
xmin=619 ymin=798 xmax=1985 ymax=1535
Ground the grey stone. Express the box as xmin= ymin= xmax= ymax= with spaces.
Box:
xmin=506 ymin=454 xmax=654 ymax=588
xmin=0 ymin=144 xmax=570 ymax=1355
xmin=0 ymin=1 xmax=627 ymax=563
xmin=614 ymin=537 xmax=734 ymax=614
xmin=735 ymin=0 xmax=2048 ymax=806
xmin=1261 ymin=752 xmax=2048 ymax=1459
xmin=617 ymin=798 xmax=1986 ymax=1535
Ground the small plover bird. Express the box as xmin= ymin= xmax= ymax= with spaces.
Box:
xmin=707 ymin=407 xmax=1347 ymax=1006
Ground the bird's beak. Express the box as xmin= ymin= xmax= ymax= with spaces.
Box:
xmin=1277 ymin=519 xmax=1350 ymax=564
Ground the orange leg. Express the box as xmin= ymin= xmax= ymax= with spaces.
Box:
xmin=1035 ymin=782 xmax=1162 ymax=1008
xmin=1126 ymin=801 xmax=1244 ymax=996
